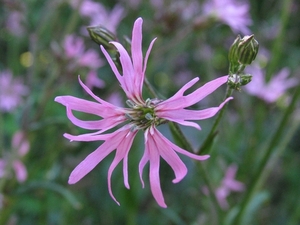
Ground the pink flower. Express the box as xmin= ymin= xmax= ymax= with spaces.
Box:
xmin=244 ymin=66 xmax=298 ymax=103
xmin=0 ymin=70 xmax=29 ymax=112
xmin=85 ymin=70 xmax=105 ymax=90
xmin=203 ymin=0 xmax=252 ymax=34
xmin=202 ymin=164 xmax=244 ymax=209
xmin=63 ymin=35 xmax=103 ymax=69
xmin=55 ymin=18 xmax=232 ymax=207
xmin=0 ymin=131 xmax=29 ymax=183
xmin=0 ymin=160 xmax=6 ymax=178
xmin=215 ymin=164 xmax=245 ymax=209
xmin=5 ymin=9 xmax=26 ymax=36
xmin=72 ymin=0 xmax=125 ymax=33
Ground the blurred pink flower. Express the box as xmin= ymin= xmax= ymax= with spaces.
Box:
xmin=85 ymin=70 xmax=105 ymax=89
xmin=63 ymin=34 xmax=103 ymax=69
xmin=203 ymin=0 xmax=252 ymax=34
xmin=0 ymin=160 xmax=6 ymax=178
xmin=0 ymin=131 xmax=29 ymax=183
xmin=202 ymin=164 xmax=244 ymax=209
xmin=55 ymin=18 xmax=232 ymax=207
xmin=6 ymin=10 xmax=25 ymax=36
xmin=244 ymin=66 xmax=298 ymax=103
xmin=12 ymin=160 xmax=27 ymax=183
xmin=215 ymin=164 xmax=245 ymax=209
xmin=12 ymin=131 xmax=30 ymax=157
xmin=106 ymin=92 xmax=124 ymax=107
xmin=62 ymin=34 xmax=105 ymax=88
xmin=0 ymin=70 xmax=29 ymax=112
xmin=72 ymin=0 xmax=125 ymax=33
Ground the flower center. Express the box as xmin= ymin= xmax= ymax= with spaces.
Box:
xmin=125 ymin=98 xmax=166 ymax=131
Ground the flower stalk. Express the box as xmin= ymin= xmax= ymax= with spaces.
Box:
xmin=199 ymin=35 xmax=259 ymax=154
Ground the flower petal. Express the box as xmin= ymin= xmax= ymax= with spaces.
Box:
xmin=78 ymin=76 xmax=115 ymax=107
xmin=100 ymin=45 xmax=123 ymax=86
xmin=155 ymin=129 xmax=210 ymax=161
xmin=68 ymin=145 xmax=113 ymax=184
xmin=151 ymin=128 xmax=188 ymax=183
xmin=65 ymin=106 xmax=125 ymax=131
xmin=157 ymin=76 xmax=228 ymax=110
xmin=68 ymin=129 xmax=127 ymax=184
xmin=55 ymin=96 xmax=104 ymax=115
xmin=146 ymin=138 xmax=167 ymax=208
xmin=110 ymin=41 xmax=135 ymax=97
xmin=138 ymin=145 xmax=149 ymax=189
xmin=157 ymin=97 xmax=233 ymax=121
xmin=13 ymin=160 xmax=27 ymax=182
xmin=107 ymin=130 xmax=137 ymax=205
xmin=156 ymin=78 xmax=199 ymax=110
xmin=131 ymin=17 xmax=143 ymax=77
xmin=181 ymin=75 xmax=228 ymax=107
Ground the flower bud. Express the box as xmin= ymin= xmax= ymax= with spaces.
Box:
xmin=240 ymin=74 xmax=252 ymax=86
xmin=229 ymin=34 xmax=259 ymax=66
xmin=87 ymin=26 xmax=116 ymax=49
xmin=228 ymin=35 xmax=241 ymax=64
xmin=227 ymin=74 xmax=241 ymax=90
xmin=227 ymin=73 xmax=252 ymax=90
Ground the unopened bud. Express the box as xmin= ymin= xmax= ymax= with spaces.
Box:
xmin=228 ymin=74 xmax=241 ymax=90
xmin=240 ymin=74 xmax=252 ymax=86
xmin=229 ymin=34 xmax=259 ymax=66
xmin=228 ymin=35 xmax=241 ymax=64
xmin=227 ymin=73 xmax=253 ymax=90
xmin=87 ymin=26 xmax=116 ymax=49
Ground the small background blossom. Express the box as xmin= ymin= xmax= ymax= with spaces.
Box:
xmin=71 ymin=0 xmax=126 ymax=33
xmin=0 ymin=131 xmax=29 ymax=183
xmin=244 ymin=66 xmax=298 ymax=103
xmin=202 ymin=0 xmax=252 ymax=34
xmin=0 ymin=70 xmax=29 ymax=112
xmin=203 ymin=164 xmax=245 ymax=209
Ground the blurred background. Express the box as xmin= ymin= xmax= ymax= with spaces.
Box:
xmin=0 ymin=0 xmax=300 ymax=224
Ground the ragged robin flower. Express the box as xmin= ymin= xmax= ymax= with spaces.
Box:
xmin=55 ymin=17 xmax=233 ymax=208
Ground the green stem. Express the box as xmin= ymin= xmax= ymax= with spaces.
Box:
xmin=169 ymin=122 xmax=194 ymax=152
xmin=265 ymin=0 xmax=292 ymax=81
xmin=232 ymin=86 xmax=300 ymax=225
xmin=144 ymin=77 xmax=159 ymax=99
xmin=197 ymin=163 xmax=224 ymax=224
xmin=32 ymin=64 xmax=59 ymax=122
xmin=198 ymin=86 xmax=233 ymax=154
xmin=61 ymin=0 xmax=84 ymax=38
xmin=288 ymin=195 xmax=300 ymax=225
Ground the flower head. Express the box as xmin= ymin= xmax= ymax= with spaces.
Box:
xmin=63 ymin=34 xmax=103 ymax=69
xmin=72 ymin=0 xmax=125 ymax=33
xmin=6 ymin=10 xmax=25 ymax=36
xmin=0 ymin=131 xmax=29 ymax=183
xmin=202 ymin=164 xmax=244 ymax=209
xmin=244 ymin=66 xmax=298 ymax=103
xmin=203 ymin=0 xmax=252 ymax=34
xmin=215 ymin=164 xmax=245 ymax=209
xmin=0 ymin=70 xmax=29 ymax=112
xmin=55 ymin=18 xmax=232 ymax=207
xmin=62 ymin=34 xmax=105 ymax=89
